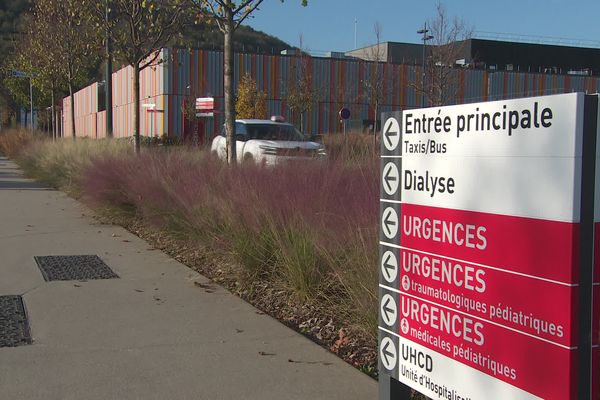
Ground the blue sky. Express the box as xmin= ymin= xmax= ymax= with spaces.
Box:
xmin=247 ymin=0 xmax=600 ymax=53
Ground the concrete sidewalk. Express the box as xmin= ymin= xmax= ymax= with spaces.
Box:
xmin=0 ymin=156 xmax=376 ymax=400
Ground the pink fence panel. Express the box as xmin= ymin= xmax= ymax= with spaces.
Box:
xmin=96 ymin=111 xmax=107 ymax=139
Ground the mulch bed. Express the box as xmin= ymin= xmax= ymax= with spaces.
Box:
xmin=104 ymin=215 xmax=379 ymax=378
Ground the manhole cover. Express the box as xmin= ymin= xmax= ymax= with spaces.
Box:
xmin=0 ymin=295 xmax=32 ymax=347
xmin=34 ymin=255 xmax=119 ymax=281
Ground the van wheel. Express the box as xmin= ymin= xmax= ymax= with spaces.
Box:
xmin=243 ymin=153 xmax=254 ymax=163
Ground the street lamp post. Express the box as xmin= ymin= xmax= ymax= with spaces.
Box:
xmin=29 ymin=76 xmax=33 ymax=133
xmin=11 ymin=70 xmax=34 ymax=133
xmin=417 ymin=22 xmax=434 ymax=107
xmin=105 ymin=0 xmax=113 ymax=138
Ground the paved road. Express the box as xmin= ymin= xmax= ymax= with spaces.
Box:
xmin=0 ymin=156 xmax=376 ymax=400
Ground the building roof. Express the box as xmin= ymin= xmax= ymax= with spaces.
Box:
xmin=345 ymin=39 xmax=600 ymax=76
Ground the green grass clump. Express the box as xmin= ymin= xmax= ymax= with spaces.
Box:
xmin=0 ymin=129 xmax=44 ymax=158
xmin=274 ymin=225 xmax=324 ymax=301
xmin=230 ymin=226 xmax=279 ymax=286
xmin=18 ymin=138 xmax=131 ymax=193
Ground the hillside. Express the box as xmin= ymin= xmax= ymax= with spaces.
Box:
xmin=0 ymin=2 xmax=292 ymax=63
xmin=180 ymin=23 xmax=293 ymax=54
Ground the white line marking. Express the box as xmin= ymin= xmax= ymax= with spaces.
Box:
xmin=380 ymin=199 xmax=402 ymax=204
xmin=379 ymin=325 xmax=398 ymax=338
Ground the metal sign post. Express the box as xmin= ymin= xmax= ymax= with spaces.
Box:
xmin=195 ymin=97 xmax=215 ymax=145
xmin=339 ymin=107 xmax=350 ymax=144
xmin=142 ymin=103 xmax=156 ymax=137
xmin=379 ymin=111 xmax=411 ymax=399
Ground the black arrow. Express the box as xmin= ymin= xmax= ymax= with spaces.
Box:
xmin=384 ymin=122 xmax=398 ymax=148
xmin=382 ymin=253 xmax=396 ymax=280
xmin=383 ymin=209 xmax=397 ymax=236
xmin=381 ymin=340 xmax=395 ymax=369
xmin=383 ymin=164 xmax=398 ymax=192
xmin=382 ymin=297 xmax=396 ymax=323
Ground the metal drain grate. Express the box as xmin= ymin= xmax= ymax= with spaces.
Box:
xmin=34 ymin=255 xmax=119 ymax=281
xmin=0 ymin=295 xmax=32 ymax=347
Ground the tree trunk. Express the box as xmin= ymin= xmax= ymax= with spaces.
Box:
xmin=55 ymin=111 xmax=58 ymax=137
xmin=69 ymin=83 xmax=76 ymax=139
xmin=223 ymin=7 xmax=236 ymax=165
xmin=51 ymin=88 xmax=55 ymax=141
xmin=133 ymin=62 xmax=141 ymax=154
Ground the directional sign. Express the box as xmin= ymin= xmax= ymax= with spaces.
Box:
xmin=381 ymin=207 xmax=398 ymax=239
xmin=11 ymin=70 xmax=28 ymax=78
xmin=380 ymin=337 xmax=397 ymax=371
xmin=381 ymin=294 xmax=398 ymax=326
xmin=382 ymin=162 xmax=399 ymax=196
xmin=381 ymin=250 xmax=398 ymax=283
xmin=383 ymin=117 xmax=400 ymax=152
xmin=378 ymin=93 xmax=600 ymax=400
xmin=379 ymin=111 xmax=403 ymax=394
xmin=196 ymin=97 xmax=214 ymax=111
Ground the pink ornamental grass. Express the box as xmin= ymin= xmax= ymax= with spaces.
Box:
xmin=81 ymin=149 xmax=380 ymax=323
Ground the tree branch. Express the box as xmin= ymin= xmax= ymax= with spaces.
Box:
xmin=234 ymin=0 xmax=264 ymax=30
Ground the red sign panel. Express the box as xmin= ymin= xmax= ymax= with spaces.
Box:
xmin=195 ymin=97 xmax=214 ymax=111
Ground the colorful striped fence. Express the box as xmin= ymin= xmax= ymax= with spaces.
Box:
xmin=64 ymin=47 xmax=600 ymax=139
xmin=63 ymin=51 xmax=167 ymax=138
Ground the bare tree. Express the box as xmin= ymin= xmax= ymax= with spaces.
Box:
xmin=85 ymin=1 xmax=116 ymax=138
xmin=425 ymin=2 xmax=473 ymax=106
xmin=284 ymin=35 xmax=320 ymax=133
xmin=362 ymin=22 xmax=386 ymax=135
xmin=190 ymin=0 xmax=307 ymax=165
xmin=189 ymin=1 xmax=264 ymax=164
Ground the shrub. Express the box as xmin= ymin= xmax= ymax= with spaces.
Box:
xmin=18 ymin=138 xmax=131 ymax=193
xmin=0 ymin=129 xmax=44 ymax=158
xmin=230 ymin=225 xmax=279 ymax=286
xmin=323 ymin=132 xmax=379 ymax=164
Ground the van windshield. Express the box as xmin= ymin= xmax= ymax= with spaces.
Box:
xmin=246 ymin=124 xmax=305 ymax=141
